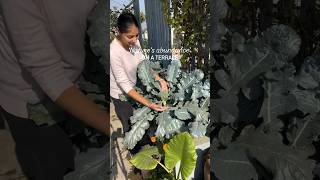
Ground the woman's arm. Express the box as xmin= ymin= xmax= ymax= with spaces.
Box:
xmin=154 ymin=73 xmax=163 ymax=81
xmin=1 ymin=0 xmax=109 ymax=135
xmin=154 ymin=73 xmax=169 ymax=91
xmin=56 ymin=86 xmax=109 ymax=135
xmin=127 ymin=89 xmax=167 ymax=111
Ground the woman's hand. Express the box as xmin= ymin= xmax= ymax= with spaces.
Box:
xmin=147 ymin=102 xmax=167 ymax=112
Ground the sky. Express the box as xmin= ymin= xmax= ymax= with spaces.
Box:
xmin=110 ymin=0 xmax=147 ymax=30
xmin=110 ymin=0 xmax=145 ymax=12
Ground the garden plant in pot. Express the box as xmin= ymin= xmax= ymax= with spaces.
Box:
xmin=121 ymin=59 xmax=210 ymax=179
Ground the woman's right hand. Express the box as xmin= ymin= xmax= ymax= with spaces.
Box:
xmin=147 ymin=102 xmax=167 ymax=112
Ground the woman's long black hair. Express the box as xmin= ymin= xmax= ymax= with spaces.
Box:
xmin=117 ymin=12 xmax=139 ymax=33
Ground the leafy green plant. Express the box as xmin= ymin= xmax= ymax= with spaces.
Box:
xmin=130 ymin=132 xmax=197 ymax=180
xmin=161 ymin=0 xmax=210 ymax=70
xmin=123 ymin=60 xmax=210 ymax=150
xmin=160 ymin=90 xmax=169 ymax=106
xmin=88 ymin=0 xmax=107 ymax=74
xmin=210 ymin=23 xmax=320 ymax=179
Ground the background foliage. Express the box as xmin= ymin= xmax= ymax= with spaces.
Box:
xmin=209 ymin=0 xmax=320 ymax=179
xmin=162 ymin=0 xmax=210 ymax=73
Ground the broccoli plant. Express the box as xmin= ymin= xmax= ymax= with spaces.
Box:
xmin=123 ymin=60 xmax=210 ymax=150
xmin=210 ymin=24 xmax=320 ymax=180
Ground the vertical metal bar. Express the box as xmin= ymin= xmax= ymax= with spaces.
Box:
xmin=133 ymin=0 xmax=144 ymax=46
xmin=145 ymin=0 xmax=171 ymax=67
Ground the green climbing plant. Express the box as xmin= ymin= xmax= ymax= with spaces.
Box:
xmin=161 ymin=0 xmax=210 ymax=71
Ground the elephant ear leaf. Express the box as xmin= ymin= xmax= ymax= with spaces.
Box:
xmin=165 ymin=132 xmax=196 ymax=180
xmin=130 ymin=146 xmax=160 ymax=170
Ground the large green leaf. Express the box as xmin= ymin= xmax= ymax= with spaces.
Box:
xmin=174 ymin=70 xmax=204 ymax=101
xmin=293 ymin=88 xmax=320 ymax=115
xmin=166 ymin=60 xmax=181 ymax=83
xmin=300 ymin=56 xmax=320 ymax=85
xmin=202 ymin=80 xmax=210 ymax=98
xmin=87 ymin=0 xmax=107 ymax=72
xmin=259 ymin=82 xmax=297 ymax=133
xmin=212 ymin=93 xmax=239 ymax=124
xmin=129 ymin=106 xmax=152 ymax=124
xmin=174 ymin=108 xmax=191 ymax=120
xmin=259 ymin=65 xmax=298 ymax=133
xmin=191 ymin=80 xmax=210 ymax=101
xmin=215 ymin=25 xmax=300 ymax=96
xmin=218 ymin=126 xmax=235 ymax=146
xmin=130 ymin=146 xmax=160 ymax=170
xmin=185 ymin=102 xmax=209 ymax=123
xmin=285 ymin=56 xmax=320 ymax=149
xmin=296 ymin=57 xmax=320 ymax=90
xmin=190 ymin=85 xmax=203 ymax=102
xmin=124 ymin=110 xmax=155 ymax=149
xmin=288 ymin=115 xmax=320 ymax=150
xmin=155 ymin=111 xmax=184 ymax=138
xmin=184 ymin=99 xmax=210 ymax=137
xmin=217 ymin=42 xmax=272 ymax=94
xmin=165 ymin=132 xmax=196 ymax=179
xmin=263 ymin=64 xmax=297 ymax=91
xmin=137 ymin=60 xmax=161 ymax=92
xmin=189 ymin=121 xmax=208 ymax=137
xmin=212 ymin=126 xmax=315 ymax=180
xmin=292 ymin=56 xmax=320 ymax=116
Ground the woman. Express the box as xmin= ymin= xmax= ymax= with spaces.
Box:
xmin=0 ymin=0 xmax=108 ymax=179
xmin=110 ymin=12 xmax=168 ymax=133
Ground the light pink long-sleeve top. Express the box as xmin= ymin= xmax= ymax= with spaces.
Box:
xmin=110 ymin=38 xmax=144 ymax=99
xmin=0 ymin=0 xmax=96 ymax=118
